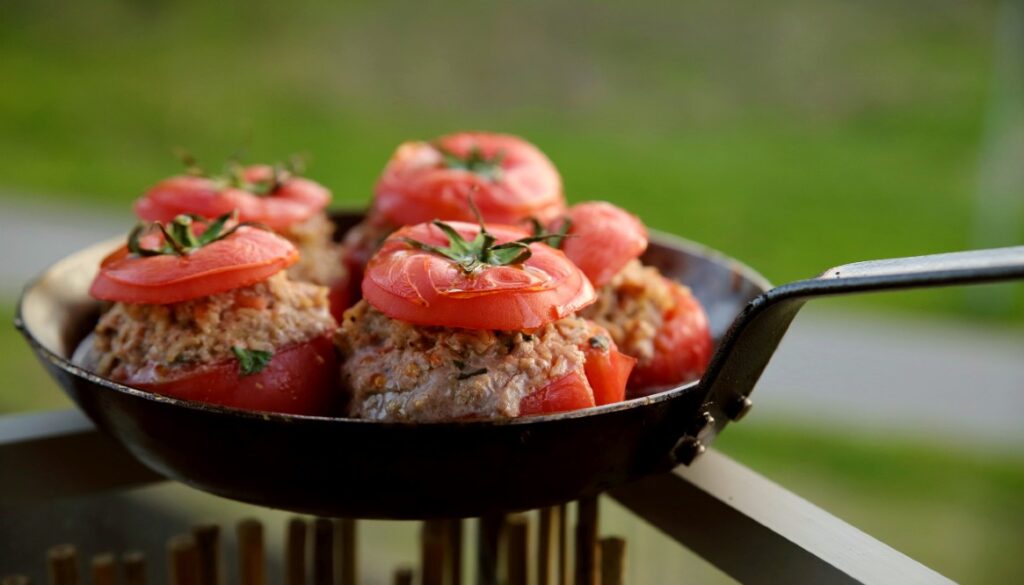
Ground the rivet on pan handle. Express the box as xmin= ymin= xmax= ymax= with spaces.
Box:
xmin=681 ymin=245 xmax=1024 ymax=464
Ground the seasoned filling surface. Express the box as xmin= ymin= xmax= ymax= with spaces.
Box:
xmin=93 ymin=272 xmax=335 ymax=382
xmin=580 ymin=259 xmax=677 ymax=365
xmin=335 ymin=301 xmax=594 ymax=421
xmin=282 ymin=213 xmax=348 ymax=286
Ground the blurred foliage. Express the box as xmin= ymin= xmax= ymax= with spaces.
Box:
xmin=0 ymin=0 xmax=1021 ymax=321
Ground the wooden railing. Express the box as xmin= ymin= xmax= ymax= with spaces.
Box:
xmin=0 ymin=410 xmax=953 ymax=584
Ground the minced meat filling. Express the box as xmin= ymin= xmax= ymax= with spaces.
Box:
xmin=580 ymin=259 xmax=678 ymax=365
xmin=282 ymin=213 xmax=348 ymax=287
xmin=335 ymin=301 xmax=594 ymax=421
xmin=93 ymin=272 xmax=335 ymax=383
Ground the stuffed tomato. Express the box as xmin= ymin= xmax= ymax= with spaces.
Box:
xmin=134 ymin=159 xmax=351 ymax=319
xmin=334 ymin=219 xmax=634 ymax=421
xmin=342 ymin=132 xmax=567 ymax=276
xmin=553 ymin=202 xmax=713 ymax=392
xmin=87 ymin=214 xmax=339 ymax=415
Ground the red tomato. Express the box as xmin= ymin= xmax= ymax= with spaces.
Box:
xmin=90 ymin=226 xmax=298 ymax=305
xmin=135 ymin=165 xmax=331 ymax=231
xmin=373 ymin=132 xmax=566 ymax=227
xmin=557 ymin=202 xmax=648 ymax=288
xmin=629 ymin=280 xmax=713 ymax=391
xmin=519 ymin=371 xmax=596 ymax=416
xmin=362 ymin=222 xmax=595 ymax=330
xmin=328 ymin=275 xmax=352 ymax=322
xmin=132 ymin=336 xmax=338 ymax=416
xmin=582 ymin=324 xmax=637 ymax=406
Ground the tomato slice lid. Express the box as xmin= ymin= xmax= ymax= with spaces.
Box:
xmin=135 ymin=164 xmax=331 ymax=231
xmin=557 ymin=201 xmax=648 ymax=288
xmin=90 ymin=216 xmax=299 ymax=305
xmin=362 ymin=221 xmax=595 ymax=330
xmin=373 ymin=132 xmax=566 ymax=227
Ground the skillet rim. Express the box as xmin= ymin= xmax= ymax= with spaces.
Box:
xmin=13 ymin=222 xmax=772 ymax=428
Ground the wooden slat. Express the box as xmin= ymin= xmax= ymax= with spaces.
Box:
xmin=236 ymin=519 xmax=265 ymax=585
xmin=392 ymin=568 xmax=413 ymax=585
xmin=599 ymin=538 xmax=625 ymax=585
xmin=47 ymin=545 xmax=79 ymax=585
xmin=335 ymin=518 xmax=357 ymax=585
xmin=121 ymin=552 xmax=146 ymax=585
xmin=537 ymin=506 xmax=560 ymax=585
xmin=421 ymin=520 xmax=446 ymax=585
xmin=168 ymin=535 xmax=200 ymax=585
xmin=476 ymin=515 xmax=505 ymax=585
xmin=574 ymin=498 xmax=599 ymax=585
xmin=285 ymin=518 xmax=307 ymax=585
xmin=505 ymin=515 xmax=529 ymax=585
xmin=312 ymin=519 xmax=333 ymax=585
xmin=90 ymin=554 xmax=116 ymax=585
xmin=191 ymin=524 xmax=221 ymax=585
xmin=445 ymin=519 xmax=462 ymax=585
xmin=609 ymin=449 xmax=956 ymax=585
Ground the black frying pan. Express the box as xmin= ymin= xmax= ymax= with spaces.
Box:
xmin=15 ymin=211 xmax=1024 ymax=519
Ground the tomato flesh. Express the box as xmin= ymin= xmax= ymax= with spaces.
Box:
xmin=131 ymin=335 xmax=338 ymax=416
xmin=90 ymin=226 xmax=298 ymax=305
xmin=628 ymin=280 xmax=713 ymax=391
xmin=558 ymin=202 xmax=648 ymax=288
xmin=135 ymin=166 xmax=331 ymax=231
xmin=583 ymin=339 xmax=637 ymax=406
xmin=373 ymin=133 xmax=566 ymax=227
xmin=519 ymin=371 xmax=595 ymax=416
xmin=362 ymin=222 xmax=594 ymax=330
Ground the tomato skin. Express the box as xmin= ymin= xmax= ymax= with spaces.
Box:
xmin=582 ymin=328 xmax=636 ymax=406
xmin=328 ymin=275 xmax=352 ymax=322
xmin=362 ymin=222 xmax=594 ymax=331
xmin=130 ymin=335 xmax=339 ymax=416
xmin=373 ymin=133 xmax=566 ymax=227
xmin=135 ymin=166 xmax=331 ymax=231
xmin=628 ymin=280 xmax=713 ymax=391
xmin=558 ymin=202 xmax=648 ymax=288
xmin=89 ymin=227 xmax=298 ymax=305
xmin=519 ymin=371 xmax=595 ymax=416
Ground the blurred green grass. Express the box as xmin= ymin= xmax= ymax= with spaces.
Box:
xmin=1 ymin=0 xmax=1021 ymax=321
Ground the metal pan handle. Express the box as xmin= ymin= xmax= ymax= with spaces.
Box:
xmin=675 ymin=245 xmax=1024 ymax=464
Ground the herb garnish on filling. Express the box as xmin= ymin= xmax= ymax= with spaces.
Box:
xmin=127 ymin=212 xmax=264 ymax=258
xmin=436 ymin=144 xmax=506 ymax=182
xmin=232 ymin=347 xmax=273 ymax=376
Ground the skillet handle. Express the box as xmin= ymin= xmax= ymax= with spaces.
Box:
xmin=676 ymin=245 xmax=1024 ymax=464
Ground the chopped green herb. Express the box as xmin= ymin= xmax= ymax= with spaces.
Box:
xmin=232 ymin=347 xmax=273 ymax=376
xmin=588 ymin=336 xmax=610 ymax=350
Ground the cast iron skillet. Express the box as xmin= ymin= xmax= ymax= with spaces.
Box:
xmin=15 ymin=211 xmax=1024 ymax=519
